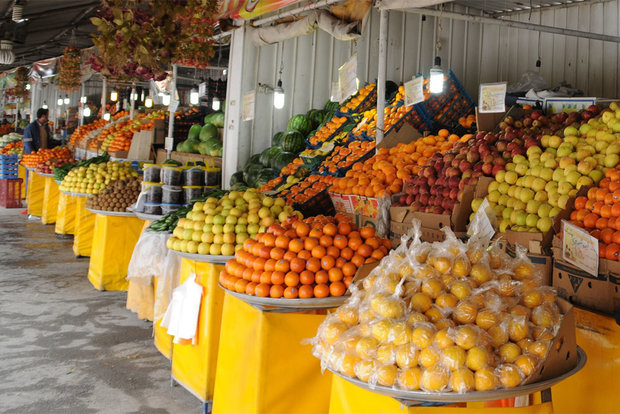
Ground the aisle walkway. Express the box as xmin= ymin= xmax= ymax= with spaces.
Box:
xmin=0 ymin=209 xmax=201 ymax=413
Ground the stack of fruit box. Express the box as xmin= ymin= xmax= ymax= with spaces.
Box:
xmin=328 ymin=124 xmax=422 ymax=237
xmin=551 ymin=230 xmax=620 ymax=316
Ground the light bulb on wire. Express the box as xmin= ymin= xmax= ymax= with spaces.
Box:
xmin=110 ymin=90 xmax=118 ymax=102
xmin=190 ymin=86 xmax=199 ymax=105
xmin=273 ymin=79 xmax=285 ymax=109
xmin=57 ymin=97 xmax=63 ymax=106
xmin=42 ymin=101 xmax=48 ymax=109
xmin=212 ymin=97 xmax=220 ymax=111
xmin=80 ymin=96 xmax=87 ymax=104
xmin=162 ymin=93 xmax=171 ymax=106
xmin=83 ymin=107 xmax=91 ymax=117
xmin=429 ymin=56 xmax=444 ymax=94
xmin=103 ymin=113 xmax=110 ymax=121
xmin=64 ymin=95 xmax=70 ymax=105
xmin=145 ymin=97 xmax=153 ymax=108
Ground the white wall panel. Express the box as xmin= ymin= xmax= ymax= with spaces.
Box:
xmin=236 ymin=0 xmax=620 ymax=164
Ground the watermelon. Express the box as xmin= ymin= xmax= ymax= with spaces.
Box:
xmin=244 ymin=164 xmax=264 ymax=187
xmin=188 ymin=124 xmax=202 ymax=140
xmin=247 ymin=154 xmax=261 ymax=166
xmin=204 ymin=112 xmax=225 ymax=128
xmin=259 ymin=146 xmax=282 ymax=167
xmin=281 ymin=130 xmax=305 ymax=153
xmin=324 ymin=100 xmax=340 ymax=112
xmin=205 ymin=137 xmax=223 ymax=156
xmin=272 ymin=151 xmax=297 ymax=171
xmin=230 ymin=171 xmax=245 ymax=186
xmin=287 ymin=114 xmax=312 ymax=135
xmin=199 ymin=123 xmax=219 ymax=142
xmin=197 ymin=141 xmax=209 ymax=155
xmin=267 ymin=147 xmax=283 ymax=168
xmin=255 ymin=168 xmax=276 ymax=187
xmin=272 ymin=131 xmax=284 ymax=147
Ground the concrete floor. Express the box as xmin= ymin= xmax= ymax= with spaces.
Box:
xmin=0 ymin=209 xmax=202 ymax=413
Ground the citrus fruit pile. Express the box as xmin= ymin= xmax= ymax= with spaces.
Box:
xmin=312 ymin=228 xmax=563 ymax=393
xmin=219 ymin=215 xmax=391 ymax=299
xmin=59 ymin=161 xmax=138 ymax=194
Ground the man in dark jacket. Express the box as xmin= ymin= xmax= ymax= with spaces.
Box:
xmin=23 ymin=108 xmax=51 ymax=154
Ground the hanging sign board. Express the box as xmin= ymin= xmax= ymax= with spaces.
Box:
xmin=404 ymin=76 xmax=424 ymax=107
xmin=198 ymin=82 xmax=208 ymax=97
xmin=235 ymin=0 xmax=303 ymax=19
xmin=338 ymin=54 xmax=358 ymax=103
xmin=479 ymin=82 xmax=507 ymax=113
xmin=242 ymin=90 xmax=256 ymax=121
xmin=168 ymin=99 xmax=179 ymax=115
xmin=562 ymin=220 xmax=599 ymax=277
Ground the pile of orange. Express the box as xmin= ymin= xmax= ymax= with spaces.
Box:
xmin=280 ymin=175 xmax=336 ymax=205
xmin=458 ymin=114 xmax=476 ymax=128
xmin=0 ymin=141 xmax=22 ymax=154
xmin=338 ymin=83 xmax=376 ymax=114
xmin=280 ymin=157 xmax=304 ymax=176
xmin=330 ymin=129 xmax=461 ymax=198
xmin=258 ymin=176 xmax=283 ymax=193
xmin=308 ymin=116 xmax=349 ymax=147
xmin=318 ymin=140 xmax=375 ymax=175
xmin=219 ymin=215 xmax=390 ymax=299
xmin=68 ymin=118 xmax=109 ymax=146
xmin=0 ymin=123 xmax=14 ymax=135
xmin=20 ymin=147 xmax=73 ymax=168
xmin=568 ymin=165 xmax=620 ymax=260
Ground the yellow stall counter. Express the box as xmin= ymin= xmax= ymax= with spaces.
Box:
xmin=171 ymin=258 xmax=226 ymax=402
xmin=212 ymin=294 xmax=332 ymax=414
xmin=72 ymin=195 xmax=95 ymax=257
xmin=41 ymin=176 xmax=60 ymax=224
xmin=329 ymin=375 xmax=553 ymax=414
xmin=87 ymin=213 xmax=144 ymax=291
xmin=551 ymin=308 xmax=620 ymax=414
xmin=18 ymin=165 xmax=25 ymax=199
xmin=26 ymin=170 xmax=45 ymax=217
xmin=55 ymin=192 xmax=77 ymax=235
xmin=153 ymin=275 xmax=173 ymax=360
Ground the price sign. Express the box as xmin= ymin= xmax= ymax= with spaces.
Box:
xmin=242 ymin=90 xmax=255 ymax=121
xmin=467 ymin=198 xmax=496 ymax=241
xmin=563 ymin=220 xmax=599 ymax=276
xmin=198 ymin=82 xmax=207 ymax=97
xmin=338 ymin=54 xmax=358 ymax=103
xmin=479 ymin=82 xmax=507 ymax=113
xmin=164 ymin=137 xmax=174 ymax=152
xmin=168 ymin=100 xmax=179 ymax=114
xmin=404 ymin=76 xmax=424 ymax=107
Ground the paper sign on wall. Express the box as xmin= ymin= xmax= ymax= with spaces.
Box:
xmin=479 ymin=82 xmax=507 ymax=113
xmin=338 ymin=54 xmax=358 ymax=103
xmin=563 ymin=220 xmax=599 ymax=276
xmin=404 ymin=76 xmax=424 ymax=107
xmin=242 ymin=90 xmax=255 ymax=121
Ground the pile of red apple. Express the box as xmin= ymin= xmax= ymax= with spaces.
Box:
xmin=35 ymin=157 xmax=75 ymax=174
xmin=396 ymin=109 xmax=567 ymax=214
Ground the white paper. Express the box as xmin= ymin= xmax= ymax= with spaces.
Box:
xmin=330 ymin=81 xmax=341 ymax=103
xmin=479 ymin=82 xmax=507 ymax=113
xmin=242 ymin=90 xmax=255 ymax=121
xmin=562 ymin=220 xmax=599 ymax=277
xmin=198 ymin=82 xmax=207 ymax=97
xmin=168 ymin=100 xmax=179 ymax=114
xmin=404 ymin=76 xmax=424 ymax=107
xmin=467 ymin=198 xmax=496 ymax=240
xmin=160 ymin=273 xmax=203 ymax=343
xmin=338 ymin=54 xmax=358 ymax=103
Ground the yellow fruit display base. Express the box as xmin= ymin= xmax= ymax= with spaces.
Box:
xmin=212 ymin=294 xmax=332 ymax=414
xmin=171 ymin=259 xmax=226 ymax=402
xmin=26 ymin=171 xmax=45 ymax=217
xmin=329 ymin=375 xmax=553 ymax=414
xmin=153 ymin=275 xmax=173 ymax=360
xmin=54 ymin=192 xmax=76 ymax=235
xmin=18 ymin=165 xmax=25 ymax=199
xmin=72 ymin=195 xmax=95 ymax=257
xmin=550 ymin=307 xmax=620 ymax=414
xmin=41 ymin=176 xmax=59 ymax=224
xmin=87 ymin=213 xmax=144 ymax=291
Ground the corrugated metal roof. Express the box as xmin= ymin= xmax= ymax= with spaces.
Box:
xmin=453 ymin=0 xmax=589 ymax=15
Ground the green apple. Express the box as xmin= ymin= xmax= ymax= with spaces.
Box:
xmin=526 ymin=200 xmax=541 ymax=214
xmin=543 ymin=158 xmax=558 ymax=169
xmin=499 ymin=219 xmax=510 ymax=233
xmin=507 ymin=186 xmax=517 ymax=198
xmin=247 ymin=223 xmax=260 ymax=235
xmin=605 ymin=154 xmax=620 ymax=168
xmin=552 ymin=169 xmax=565 ymax=182
xmin=225 ymin=215 xmax=238 ymax=225
xmin=532 ymin=177 xmax=547 ymax=192
xmin=211 ymin=224 xmax=223 ymax=234
xmin=576 ymin=176 xmax=594 ymax=190
xmin=209 ymin=243 xmax=222 ymax=255
xmin=471 ymin=198 xmax=483 ymax=212
xmin=493 ymin=204 xmax=504 ymax=218
xmin=516 ymin=210 xmax=528 ymax=226
xmin=534 ymin=191 xmax=548 ymax=202
xmin=541 ymin=135 xmax=550 ymax=148
xmin=201 ymin=232 xmax=214 ymax=243
xmin=495 ymin=170 xmax=506 ymax=183
xmin=221 ymin=243 xmax=236 ymax=256
xmin=258 ymin=207 xmax=272 ymax=219
xmin=235 ymin=223 xmax=247 ymax=234
xmin=213 ymin=234 xmax=224 ymax=245
xmin=213 ymin=214 xmax=226 ymax=225
xmin=247 ymin=213 xmax=260 ymax=224
xmin=564 ymin=126 xmax=579 ymax=137
xmin=558 ymin=195 xmax=570 ymax=209
xmin=182 ymin=228 xmax=194 ymax=241
xmin=223 ymin=223 xmax=235 ymax=234
xmin=526 ymin=214 xmax=539 ymax=228
xmin=589 ymin=169 xmax=604 ymax=183
xmin=510 ymin=209 xmax=520 ymax=225
xmin=505 ymin=171 xmax=518 ymax=185
xmin=538 ymin=203 xmax=552 ymax=218
xmin=236 ymin=233 xmax=249 ymax=244
xmin=229 ymin=207 xmax=242 ymax=217
xmin=548 ymin=191 xmax=560 ymax=207
xmin=515 ymin=163 xmax=528 ymax=176
xmin=198 ymin=242 xmax=211 ymax=255
xmin=193 ymin=202 xmax=204 ymax=212
xmin=505 ymin=163 xmax=516 ymax=171
xmin=498 ymin=194 xmax=510 ymax=206
xmin=549 ymin=207 xmax=562 ymax=218
xmin=548 ymin=135 xmax=562 ymax=148
xmin=579 ymin=123 xmax=592 ymax=136
xmin=606 ymin=144 xmax=620 ymax=155
xmin=558 ymin=180 xmax=574 ymax=195
xmin=506 ymin=198 xmax=516 ymax=208
xmin=537 ymin=217 xmax=553 ymax=233
xmin=527 ymin=146 xmax=543 ymax=158
xmin=270 ymin=205 xmax=283 ymax=215
xmin=513 ymin=200 xmax=527 ymax=211
xmin=564 ymin=164 xmax=578 ymax=176
xmin=228 ymin=191 xmax=240 ymax=200
xmin=192 ymin=221 xmax=203 ymax=232
xmin=502 ymin=207 xmax=514 ymax=220
xmin=513 ymin=154 xmax=527 ymax=164
xmin=274 ymin=198 xmax=286 ymax=207
xmin=519 ymin=189 xmax=535 ymax=203
xmin=559 ymin=157 xmax=576 ymax=169
xmin=187 ymin=241 xmax=199 ymax=254
xmin=566 ymin=171 xmax=581 ymax=187
xmin=498 ymin=182 xmax=510 ymax=194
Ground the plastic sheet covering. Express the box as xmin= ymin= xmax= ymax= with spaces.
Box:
xmin=161 ymin=274 xmax=204 ymax=343
xmin=126 ymin=280 xmax=154 ymax=321
xmin=41 ymin=176 xmax=59 ymax=224
xmin=72 ymin=196 xmax=95 ymax=257
xmin=328 ymin=375 xmax=553 ymax=414
xmin=154 ymin=248 xmax=182 ymax=322
xmin=375 ymin=0 xmax=451 ymax=9
xmin=211 ymin=294 xmax=332 ymax=414
xmin=171 ymin=259 xmax=225 ymax=402
xmin=26 ymin=171 xmax=45 ymax=217
xmin=87 ymin=214 xmax=144 ymax=291
xmin=55 ymin=193 xmax=76 ymax=235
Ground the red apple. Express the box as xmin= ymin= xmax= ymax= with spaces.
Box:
xmin=492 ymin=165 xmax=504 ymax=176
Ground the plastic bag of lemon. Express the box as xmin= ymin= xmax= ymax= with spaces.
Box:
xmin=311 ymin=220 xmax=565 ymax=394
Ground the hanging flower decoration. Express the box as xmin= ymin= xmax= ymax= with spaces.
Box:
xmin=58 ymin=46 xmax=82 ymax=92
xmin=89 ymin=0 xmax=218 ymax=81
xmin=6 ymin=67 xmax=29 ymax=98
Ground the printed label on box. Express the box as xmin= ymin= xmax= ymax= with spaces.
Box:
xmin=562 ymin=220 xmax=598 ymax=277
xmin=404 ymin=76 xmax=424 ymax=107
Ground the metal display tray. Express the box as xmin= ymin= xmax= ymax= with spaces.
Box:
xmin=172 ymin=250 xmax=234 ymax=264
xmin=220 ymin=285 xmax=349 ymax=312
xmin=86 ymin=208 xmax=136 ymax=217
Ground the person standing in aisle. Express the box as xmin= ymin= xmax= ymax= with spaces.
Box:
xmin=23 ymin=108 xmax=51 ymax=154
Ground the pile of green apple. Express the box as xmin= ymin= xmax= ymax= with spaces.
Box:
xmin=167 ymin=189 xmax=302 ymax=256
xmin=472 ymin=104 xmax=620 ymax=233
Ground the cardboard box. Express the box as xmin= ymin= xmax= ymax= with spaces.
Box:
xmin=329 ymin=192 xmax=354 ymax=214
xmin=475 ymin=105 xmax=531 ymax=133
xmin=389 ymin=201 xmax=415 ymax=246
xmin=495 ymin=238 xmax=553 ymax=286
xmin=153 ymin=119 xmax=166 ymax=145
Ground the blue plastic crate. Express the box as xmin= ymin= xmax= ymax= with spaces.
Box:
xmin=0 ymin=172 xmax=18 ymax=179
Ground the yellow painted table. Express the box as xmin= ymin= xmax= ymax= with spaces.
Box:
xmin=54 ymin=192 xmax=77 ymax=235
xmin=26 ymin=168 xmax=45 ymax=217
xmin=171 ymin=258 xmax=226 ymax=402
xmin=87 ymin=210 xmax=144 ymax=291
xmin=72 ymin=194 xmax=95 ymax=257
xmin=153 ymin=275 xmax=173 ymax=360
xmin=18 ymin=165 xmax=25 ymax=199
xmin=211 ymin=294 xmax=332 ymax=414
xmin=40 ymin=174 xmax=60 ymax=224
xmin=551 ymin=308 xmax=620 ymax=414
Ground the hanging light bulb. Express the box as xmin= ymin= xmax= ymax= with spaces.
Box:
xmin=140 ymin=91 xmax=145 ymax=102
xmin=42 ymin=101 xmax=48 ymax=109
xmin=273 ymin=79 xmax=285 ymax=109
xmin=57 ymin=97 xmax=63 ymax=106
xmin=83 ymin=107 xmax=91 ymax=117
xmin=64 ymin=95 xmax=70 ymax=105
xmin=190 ymin=86 xmax=199 ymax=105
xmin=103 ymin=113 xmax=111 ymax=121
xmin=429 ymin=56 xmax=444 ymax=94
xmin=145 ymin=96 xmax=153 ymax=108
xmin=110 ymin=90 xmax=118 ymax=101
xmin=25 ymin=83 xmax=30 ymax=90
xmin=80 ymin=96 xmax=87 ymax=104
xmin=162 ymin=93 xmax=171 ymax=106
xmin=212 ymin=97 xmax=220 ymax=111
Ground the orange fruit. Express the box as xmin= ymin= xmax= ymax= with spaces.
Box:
xmin=270 ymin=271 xmax=285 ymax=285
xmin=304 ymin=237 xmax=320 ymax=251
xmin=349 ymin=237 xmax=363 ymax=251
xmin=606 ymin=243 xmax=620 ymax=260
xmin=289 ymin=238 xmax=304 ymax=253
xmin=601 ymin=228 xmax=615 ymax=244
xmin=357 ymin=244 xmax=373 ymax=258
xmin=596 ymin=217 xmax=609 ymax=230
xmin=270 ymin=284 xmax=284 ymax=298
xmin=299 ymin=285 xmax=314 ymax=298
xmin=262 ymin=233 xmax=276 ymax=247
xmin=360 ymin=226 xmax=375 ymax=239
xmin=255 ymin=283 xmax=270 ymax=297
xmin=315 ymin=270 xmax=329 ymax=284
xmin=297 ymin=249 xmax=312 ymax=260
xmin=583 ymin=213 xmax=599 ymax=229
xmin=284 ymin=272 xmax=300 ymax=287
xmin=612 ymin=231 xmax=620 ymax=245
xmin=341 ymin=247 xmax=354 ymax=260
xmin=295 ymin=222 xmax=310 ymax=237
xmin=324 ymin=223 xmax=337 ymax=236
xmin=321 ymin=255 xmax=336 ymax=270
xmin=333 ymin=235 xmax=348 ymax=249
xmin=311 ymin=245 xmax=327 ymax=258
xmin=320 ymin=235 xmax=333 ymax=247
xmin=290 ymin=257 xmax=306 ymax=273
xmin=314 ymin=284 xmax=330 ymax=298
xmin=351 ymin=254 xmax=365 ymax=267
xmin=270 ymin=247 xmax=285 ymax=261
xmin=328 ymin=267 xmax=344 ymax=282
xmin=300 ymin=270 xmax=315 ymax=285
xmin=275 ymin=235 xmax=291 ymax=249
xmin=330 ymin=281 xmax=346 ymax=297
xmin=309 ymin=227 xmax=323 ymax=239
xmin=573 ymin=196 xmax=587 ymax=210
xmin=338 ymin=222 xmax=352 ymax=235
xmin=283 ymin=286 xmax=299 ymax=298
xmin=342 ymin=262 xmax=357 ymax=277
xmin=306 ymin=257 xmax=322 ymax=273
xmin=274 ymin=259 xmax=290 ymax=273
xmin=245 ymin=282 xmax=257 ymax=295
